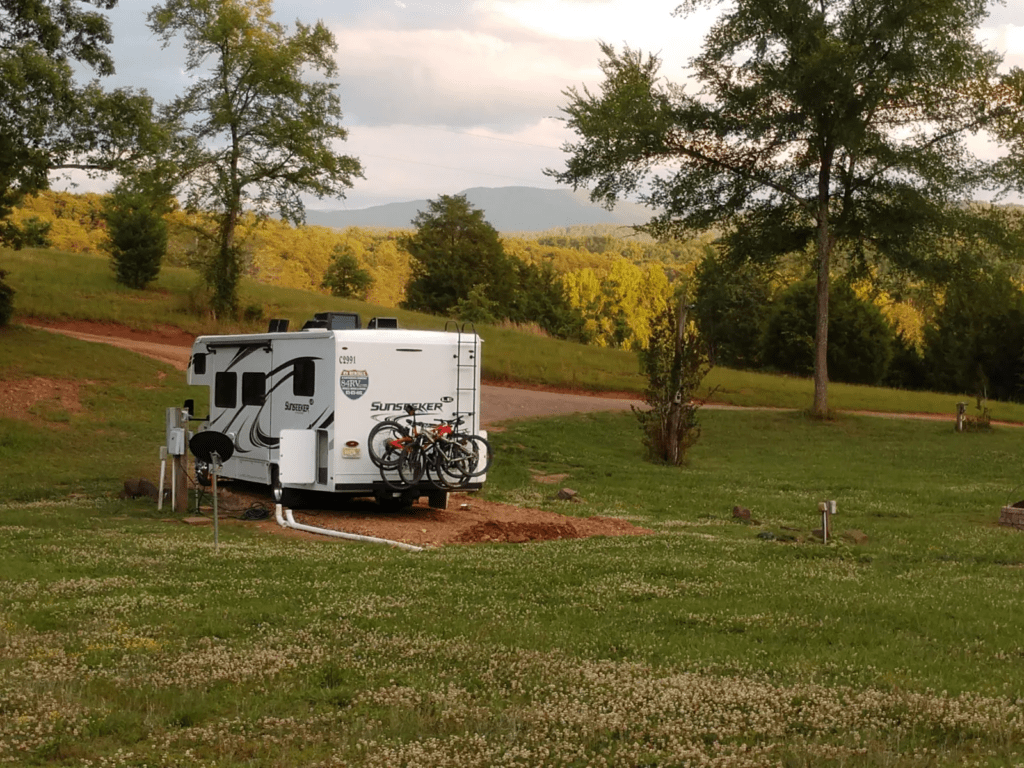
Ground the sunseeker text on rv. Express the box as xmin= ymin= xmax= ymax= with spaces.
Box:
xmin=371 ymin=402 xmax=443 ymax=413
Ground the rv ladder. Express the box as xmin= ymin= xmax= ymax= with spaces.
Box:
xmin=448 ymin=321 xmax=479 ymax=432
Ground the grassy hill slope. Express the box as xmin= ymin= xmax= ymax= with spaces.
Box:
xmin=5 ymin=245 xmax=1023 ymax=421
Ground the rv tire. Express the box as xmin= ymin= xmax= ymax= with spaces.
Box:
xmin=374 ymin=488 xmax=420 ymax=511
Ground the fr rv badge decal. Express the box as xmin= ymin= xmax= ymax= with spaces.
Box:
xmin=339 ymin=369 xmax=369 ymax=400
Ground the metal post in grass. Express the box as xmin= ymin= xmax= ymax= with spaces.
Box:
xmin=211 ymin=450 xmax=221 ymax=552
xmin=819 ymin=500 xmax=836 ymax=543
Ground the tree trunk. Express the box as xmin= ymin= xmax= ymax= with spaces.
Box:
xmin=813 ymin=224 xmax=830 ymax=417
xmin=812 ymin=159 xmax=835 ymax=418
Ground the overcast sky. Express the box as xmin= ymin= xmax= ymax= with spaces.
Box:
xmin=56 ymin=0 xmax=1024 ymax=210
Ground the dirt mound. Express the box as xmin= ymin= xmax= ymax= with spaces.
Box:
xmin=210 ymin=484 xmax=652 ymax=547
xmin=453 ymin=519 xmax=583 ymax=544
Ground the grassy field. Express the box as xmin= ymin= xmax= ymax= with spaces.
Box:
xmin=4 ymin=248 xmax=1024 ymax=765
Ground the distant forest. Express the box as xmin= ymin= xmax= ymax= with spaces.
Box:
xmin=9 ymin=191 xmax=714 ymax=349
xmin=12 ymin=191 xmax=1024 ymax=401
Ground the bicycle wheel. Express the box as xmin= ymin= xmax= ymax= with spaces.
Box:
xmin=397 ymin=436 xmax=428 ymax=486
xmin=433 ymin=437 xmax=478 ymax=489
xmin=368 ymin=420 xmax=409 ymax=469
xmin=457 ymin=434 xmax=492 ymax=478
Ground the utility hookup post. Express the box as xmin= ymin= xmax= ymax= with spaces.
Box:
xmin=174 ymin=409 xmax=189 ymax=515
xmin=166 ymin=407 xmax=189 ymax=515
xmin=956 ymin=401 xmax=968 ymax=432
xmin=819 ymin=500 xmax=837 ymax=544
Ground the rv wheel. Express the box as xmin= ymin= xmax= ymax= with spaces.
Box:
xmin=270 ymin=465 xmax=283 ymax=503
xmin=374 ymin=488 xmax=420 ymax=511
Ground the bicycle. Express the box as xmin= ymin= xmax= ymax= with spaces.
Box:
xmin=368 ymin=406 xmax=491 ymax=491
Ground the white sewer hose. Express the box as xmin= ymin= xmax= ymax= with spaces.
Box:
xmin=275 ymin=504 xmax=424 ymax=553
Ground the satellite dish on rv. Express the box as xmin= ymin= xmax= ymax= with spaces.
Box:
xmin=189 ymin=430 xmax=234 ymax=464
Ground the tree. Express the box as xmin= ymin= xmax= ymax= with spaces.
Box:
xmin=763 ymin=280 xmax=894 ymax=386
xmin=633 ymin=298 xmax=711 ymax=466
xmin=0 ymin=218 xmax=53 ymax=250
xmin=102 ymin=177 xmax=173 ymax=290
xmin=321 ymin=245 xmax=373 ymax=299
xmin=693 ymin=251 xmax=774 ymax=369
xmin=401 ymin=194 xmax=517 ymax=317
xmin=549 ymin=0 xmax=1011 ymax=416
xmin=922 ymin=270 xmax=1024 ymax=402
xmin=148 ymin=0 xmax=363 ymax=318
xmin=0 ymin=268 xmax=14 ymax=327
xmin=0 ymin=0 xmax=158 ymax=221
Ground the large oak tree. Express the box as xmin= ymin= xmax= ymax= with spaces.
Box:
xmin=550 ymin=0 xmax=1014 ymax=416
xmin=149 ymin=0 xmax=362 ymax=317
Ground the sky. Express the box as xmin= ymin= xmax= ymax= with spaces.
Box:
xmin=55 ymin=0 xmax=1024 ymax=211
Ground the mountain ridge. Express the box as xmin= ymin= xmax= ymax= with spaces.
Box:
xmin=305 ymin=186 xmax=653 ymax=233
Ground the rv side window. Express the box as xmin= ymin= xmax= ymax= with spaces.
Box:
xmin=192 ymin=352 xmax=206 ymax=375
xmin=242 ymin=372 xmax=265 ymax=406
xmin=214 ymin=372 xmax=237 ymax=409
xmin=293 ymin=359 xmax=315 ymax=397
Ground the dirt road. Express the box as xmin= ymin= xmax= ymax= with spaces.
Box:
xmin=24 ymin=319 xmax=645 ymax=428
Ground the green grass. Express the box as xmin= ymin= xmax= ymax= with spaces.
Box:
xmin=3 ymin=407 xmax=1024 ymax=765
xmin=4 ymin=328 xmax=1024 ymax=765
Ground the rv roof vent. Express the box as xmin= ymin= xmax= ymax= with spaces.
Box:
xmin=267 ymin=318 xmax=290 ymax=333
xmin=367 ymin=317 xmax=399 ymax=329
xmin=312 ymin=311 xmax=361 ymax=330
xmin=301 ymin=319 xmax=329 ymax=330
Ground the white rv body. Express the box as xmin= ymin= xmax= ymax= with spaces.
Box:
xmin=186 ymin=321 xmax=483 ymax=506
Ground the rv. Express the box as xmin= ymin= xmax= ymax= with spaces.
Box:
xmin=185 ymin=312 xmax=483 ymax=508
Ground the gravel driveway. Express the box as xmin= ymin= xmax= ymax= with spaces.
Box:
xmin=24 ymin=319 xmax=645 ymax=427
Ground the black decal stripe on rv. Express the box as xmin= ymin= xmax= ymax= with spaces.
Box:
xmin=319 ymin=412 xmax=334 ymax=429
xmin=307 ymin=407 xmax=331 ymax=430
xmin=225 ymin=344 xmax=268 ymax=370
xmin=267 ymin=356 xmax=321 ymax=378
xmin=251 ymin=420 xmax=277 ymax=449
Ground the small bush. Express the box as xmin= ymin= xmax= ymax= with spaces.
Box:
xmin=634 ymin=301 xmax=712 ymax=466
xmin=693 ymin=251 xmax=773 ymax=368
xmin=321 ymin=246 xmax=373 ymax=299
xmin=0 ymin=217 xmax=53 ymax=250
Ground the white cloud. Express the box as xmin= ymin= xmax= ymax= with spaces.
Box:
xmin=333 ymin=117 xmax=570 ymax=207
xmin=332 ymin=25 xmax=599 ymax=129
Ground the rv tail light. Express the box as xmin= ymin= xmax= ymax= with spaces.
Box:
xmin=345 ymin=440 xmax=359 ymax=447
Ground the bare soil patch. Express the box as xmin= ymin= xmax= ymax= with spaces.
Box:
xmin=211 ymin=483 xmax=652 ymax=547
xmin=0 ymin=377 xmax=84 ymax=425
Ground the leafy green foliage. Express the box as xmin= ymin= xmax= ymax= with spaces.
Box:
xmin=0 ymin=266 xmax=14 ymax=327
xmin=763 ymin=281 xmax=893 ymax=386
xmin=102 ymin=182 xmax=171 ymax=290
xmin=148 ymin=0 xmax=362 ymax=317
xmin=507 ymin=260 xmax=588 ymax=342
xmin=321 ymin=244 xmax=373 ymax=299
xmin=0 ymin=0 xmax=157 ymax=221
xmin=923 ymin=270 xmax=1024 ymax=402
xmin=0 ymin=216 xmax=52 ymax=250
xmin=693 ymin=251 xmax=773 ymax=369
xmin=401 ymin=194 xmax=517 ymax=317
xmin=634 ymin=301 xmax=711 ymax=465
xmin=550 ymin=0 xmax=1013 ymax=415
xmin=454 ymin=284 xmax=500 ymax=325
